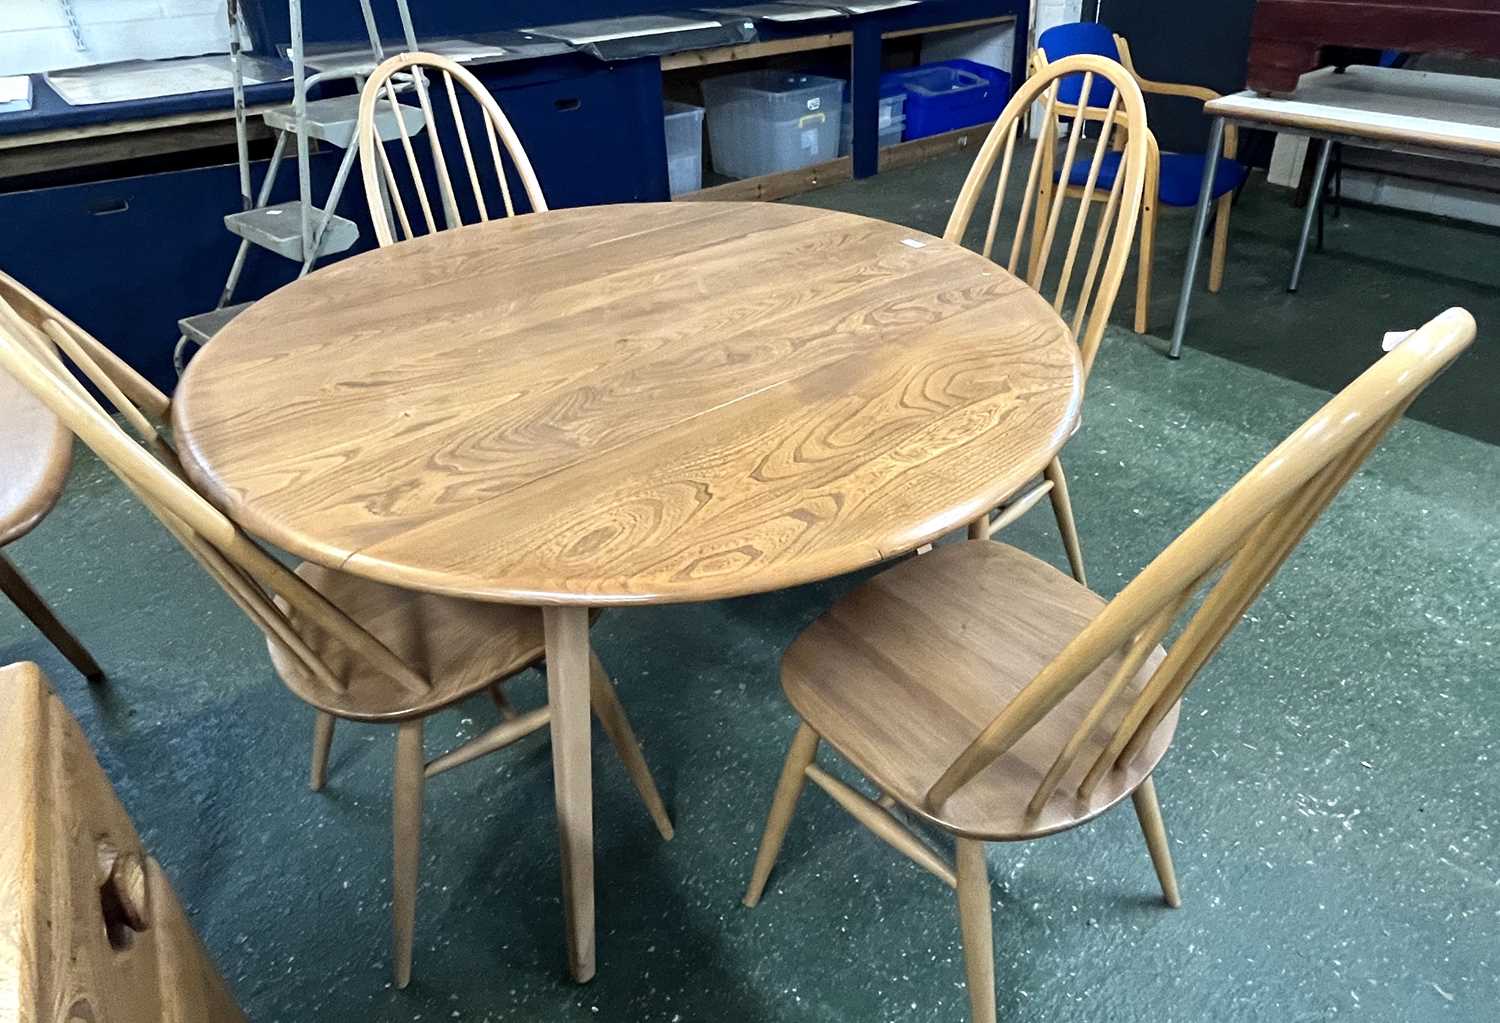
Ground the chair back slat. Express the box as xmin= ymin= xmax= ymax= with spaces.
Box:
xmin=1052 ymin=88 xmax=1121 ymax=316
xmin=358 ymin=52 xmax=546 ymax=247
xmin=923 ymin=308 xmax=1476 ymax=818
xmin=1029 ymin=71 xmax=1093 ymax=286
xmin=944 ymin=54 xmax=1150 ymax=380
xmin=0 ymin=289 xmax=435 ymax=699
xmin=443 ymin=70 xmax=489 ymax=223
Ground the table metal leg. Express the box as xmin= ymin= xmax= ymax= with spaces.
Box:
xmin=1168 ymin=116 xmax=1226 ymax=360
xmin=543 ymin=604 xmax=596 ymax=983
xmin=1289 ymin=138 xmax=1334 ymax=293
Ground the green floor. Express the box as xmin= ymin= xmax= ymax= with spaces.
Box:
xmin=3 ymin=155 xmax=1497 ymax=1022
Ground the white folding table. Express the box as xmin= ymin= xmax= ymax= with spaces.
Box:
xmin=1170 ymin=65 xmax=1500 ymax=358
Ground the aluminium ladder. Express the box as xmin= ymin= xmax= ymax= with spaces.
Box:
xmin=174 ymin=0 xmax=425 ymax=373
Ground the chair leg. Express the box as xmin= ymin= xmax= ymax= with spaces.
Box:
xmin=309 ymin=712 xmax=335 ymax=792
xmin=967 ymin=514 xmax=989 ymax=541
xmin=743 ymin=721 xmax=820 ymax=908
xmin=488 ymin=681 xmax=519 ymax=721
xmin=392 ymin=720 xmax=425 ymax=988
xmin=1043 ymin=458 xmax=1086 ymax=586
xmin=588 ymin=654 xmax=674 ymax=841
xmin=1208 ymin=192 xmax=1233 ymax=294
xmin=0 ymin=551 xmax=104 ymax=682
xmin=1131 ymin=776 xmax=1181 ymax=908
xmin=1133 ymin=198 xmax=1156 ymax=334
xmin=955 ymin=838 xmax=997 ymax=1023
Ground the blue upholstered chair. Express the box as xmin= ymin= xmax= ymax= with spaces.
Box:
xmin=1036 ymin=23 xmax=1248 ymax=333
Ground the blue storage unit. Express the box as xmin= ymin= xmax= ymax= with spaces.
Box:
xmin=885 ymin=59 xmax=1011 ymax=141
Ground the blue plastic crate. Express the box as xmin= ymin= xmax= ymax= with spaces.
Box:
xmin=884 ymin=60 xmax=1011 ymax=141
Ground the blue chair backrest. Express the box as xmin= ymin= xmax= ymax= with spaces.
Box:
xmin=1038 ymin=22 xmax=1121 ymax=110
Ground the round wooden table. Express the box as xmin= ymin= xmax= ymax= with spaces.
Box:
xmin=172 ymin=201 xmax=1081 ymax=983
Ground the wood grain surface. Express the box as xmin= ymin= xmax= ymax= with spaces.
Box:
xmin=0 ymin=661 xmax=248 ymax=1022
xmin=173 ymin=202 xmax=1080 ymax=606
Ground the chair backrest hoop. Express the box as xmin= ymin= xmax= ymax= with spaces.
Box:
xmin=924 ymin=307 xmax=1476 ymax=815
xmin=357 ymin=51 xmax=548 ymax=248
xmin=943 ymin=53 xmax=1151 ymax=378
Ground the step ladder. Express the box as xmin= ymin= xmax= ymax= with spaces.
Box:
xmin=175 ymin=0 xmax=423 ymax=372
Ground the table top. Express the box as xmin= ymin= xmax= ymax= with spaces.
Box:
xmin=173 ymin=202 xmax=1080 ymax=607
xmin=1209 ymin=66 xmax=1500 ymax=159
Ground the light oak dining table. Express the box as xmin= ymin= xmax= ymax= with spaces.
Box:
xmin=171 ymin=200 xmax=1082 ymax=983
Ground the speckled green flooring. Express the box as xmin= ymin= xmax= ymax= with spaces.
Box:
xmin=3 ymin=158 xmax=1497 ymax=1022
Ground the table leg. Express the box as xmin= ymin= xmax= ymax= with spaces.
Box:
xmin=1289 ymin=138 xmax=1333 ymax=293
xmin=1168 ymin=116 xmax=1226 ymax=360
xmin=543 ymin=604 xmax=596 ymax=983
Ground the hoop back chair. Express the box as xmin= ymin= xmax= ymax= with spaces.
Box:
xmin=744 ymin=308 xmax=1475 ymax=1022
xmin=1037 ymin=22 xmax=1249 ymax=334
xmin=942 ymin=53 xmax=1151 ymax=586
xmin=0 ymin=288 xmax=671 ymax=988
xmin=358 ymin=51 xmax=547 ymax=247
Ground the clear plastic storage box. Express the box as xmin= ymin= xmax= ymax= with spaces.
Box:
xmin=837 ymin=87 xmax=907 ymax=157
xmin=663 ymin=101 xmax=705 ymax=197
xmin=702 ymin=71 xmax=844 ymax=179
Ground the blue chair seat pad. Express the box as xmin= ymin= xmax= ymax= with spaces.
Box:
xmin=1062 ymin=150 xmax=1248 ymax=206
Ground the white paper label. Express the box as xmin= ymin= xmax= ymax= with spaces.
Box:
xmin=807 ymin=96 xmax=821 ymax=111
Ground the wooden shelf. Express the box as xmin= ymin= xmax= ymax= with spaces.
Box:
xmin=678 ymin=123 xmax=991 ymax=203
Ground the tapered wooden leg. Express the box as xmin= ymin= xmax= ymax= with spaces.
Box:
xmin=955 ymin=838 xmax=997 ymax=1023
xmin=588 ymin=654 xmax=673 ymax=841
xmin=743 ymin=721 xmax=820 ymax=908
xmin=1043 ymin=458 xmax=1086 ymax=586
xmin=488 ymin=682 xmax=519 ymax=720
xmin=967 ymin=514 xmax=989 ymax=541
xmin=0 ymin=552 xmax=103 ymax=682
xmin=1134 ymin=198 xmax=1157 ymax=334
xmin=1208 ymin=192 xmax=1233 ymax=294
xmin=1132 ymin=776 xmax=1182 ymax=908
xmin=309 ymin=712 xmax=335 ymax=792
xmin=392 ymin=719 xmax=425 ymax=988
xmin=543 ymin=605 xmax=596 ymax=983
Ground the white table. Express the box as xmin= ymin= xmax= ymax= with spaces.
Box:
xmin=1170 ymin=65 xmax=1500 ymax=358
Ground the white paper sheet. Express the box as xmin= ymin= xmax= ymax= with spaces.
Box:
xmin=1 ymin=0 xmax=233 ymax=78
xmin=305 ymin=38 xmax=510 ymax=76
xmin=44 ymin=56 xmax=276 ymax=107
xmin=706 ymin=4 xmax=843 ymax=21
xmin=0 ymin=76 xmax=34 ymax=114
xmin=523 ymin=16 xmax=723 ymax=46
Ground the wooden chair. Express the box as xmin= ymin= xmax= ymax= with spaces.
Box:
xmin=942 ymin=54 xmax=1151 ymax=586
xmin=3 ymin=660 xmax=249 ymax=1021
xmin=0 ymin=274 xmax=103 ymax=683
xmin=743 ymin=308 xmax=1476 ymax=1022
xmin=1036 ymin=22 xmax=1249 ymax=334
xmin=357 ymin=51 xmax=547 ymax=247
xmin=0 ymin=285 xmax=673 ymax=989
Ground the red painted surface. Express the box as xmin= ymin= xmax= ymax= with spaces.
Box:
xmin=1248 ymin=0 xmax=1500 ymax=93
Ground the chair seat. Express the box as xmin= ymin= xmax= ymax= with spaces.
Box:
xmin=0 ymin=368 xmax=71 ymax=547
xmin=781 ymin=540 xmax=1178 ymax=841
xmin=1065 ymin=150 xmax=1248 ymax=207
xmin=268 ymin=562 xmax=546 ymax=722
